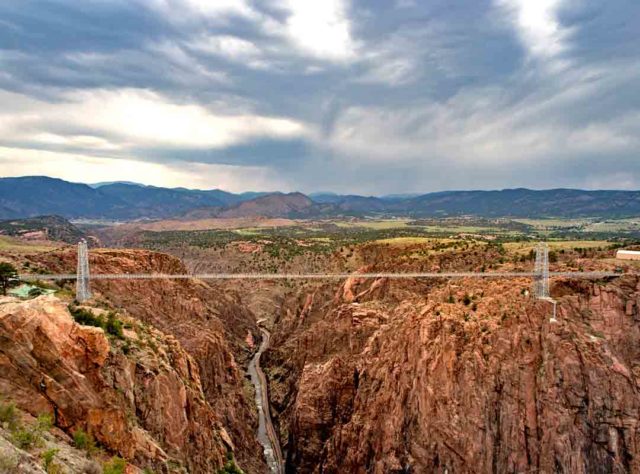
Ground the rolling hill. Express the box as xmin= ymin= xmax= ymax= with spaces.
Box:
xmin=219 ymin=192 xmax=315 ymax=218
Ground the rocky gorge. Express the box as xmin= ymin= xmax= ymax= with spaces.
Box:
xmin=1 ymin=241 xmax=640 ymax=473
xmin=262 ymin=245 xmax=640 ymax=473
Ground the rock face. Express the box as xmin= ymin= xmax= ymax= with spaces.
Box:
xmin=31 ymin=248 xmax=265 ymax=473
xmin=0 ymin=295 xmax=230 ymax=472
xmin=265 ymin=271 xmax=640 ymax=473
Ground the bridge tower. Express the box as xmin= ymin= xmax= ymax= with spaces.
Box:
xmin=533 ymin=242 xmax=550 ymax=299
xmin=76 ymin=239 xmax=92 ymax=302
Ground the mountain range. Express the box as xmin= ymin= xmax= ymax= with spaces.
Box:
xmin=1 ymin=176 xmax=640 ymax=220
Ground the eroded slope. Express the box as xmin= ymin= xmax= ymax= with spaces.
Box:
xmin=264 ymin=244 xmax=640 ymax=473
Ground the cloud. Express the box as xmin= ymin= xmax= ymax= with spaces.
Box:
xmin=0 ymin=0 xmax=639 ymax=193
xmin=496 ymin=0 xmax=572 ymax=61
xmin=355 ymin=34 xmax=420 ymax=86
xmin=321 ymin=58 xmax=640 ymax=191
xmin=0 ymin=89 xmax=309 ymax=153
xmin=142 ymin=0 xmax=258 ymax=22
xmin=270 ymin=0 xmax=357 ymax=61
xmin=187 ymin=34 xmax=271 ymax=70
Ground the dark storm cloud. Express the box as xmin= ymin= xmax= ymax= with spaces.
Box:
xmin=0 ymin=0 xmax=639 ymax=192
xmin=139 ymin=138 xmax=313 ymax=167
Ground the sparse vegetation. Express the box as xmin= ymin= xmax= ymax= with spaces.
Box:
xmin=69 ymin=306 xmax=105 ymax=328
xmin=103 ymin=456 xmax=127 ymax=474
xmin=68 ymin=306 xmax=125 ymax=340
xmin=41 ymin=448 xmax=60 ymax=473
xmin=0 ymin=453 xmax=19 ymax=472
xmin=11 ymin=426 xmax=40 ymax=449
xmin=106 ymin=312 xmax=124 ymax=338
xmin=8 ymin=411 xmax=53 ymax=450
xmin=0 ymin=400 xmax=19 ymax=430
xmin=73 ymin=428 xmax=97 ymax=454
xmin=37 ymin=413 xmax=53 ymax=432
xmin=462 ymin=294 xmax=472 ymax=306
xmin=218 ymin=452 xmax=244 ymax=474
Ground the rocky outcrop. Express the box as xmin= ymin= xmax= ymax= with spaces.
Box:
xmin=30 ymin=248 xmax=265 ymax=473
xmin=0 ymin=295 xmax=231 ymax=472
xmin=265 ymin=273 xmax=640 ymax=473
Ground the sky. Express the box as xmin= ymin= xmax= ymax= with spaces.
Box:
xmin=0 ymin=0 xmax=638 ymax=194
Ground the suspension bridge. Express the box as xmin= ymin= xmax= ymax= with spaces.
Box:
xmin=17 ymin=241 xmax=625 ymax=303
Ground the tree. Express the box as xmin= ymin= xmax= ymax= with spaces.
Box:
xmin=0 ymin=262 xmax=18 ymax=295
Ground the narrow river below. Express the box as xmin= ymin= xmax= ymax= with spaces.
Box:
xmin=248 ymin=328 xmax=284 ymax=473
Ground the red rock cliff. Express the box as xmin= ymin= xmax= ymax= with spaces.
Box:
xmin=30 ymin=248 xmax=265 ymax=473
xmin=265 ymin=272 xmax=640 ymax=473
xmin=0 ymin=295 xmax=232 ymax=472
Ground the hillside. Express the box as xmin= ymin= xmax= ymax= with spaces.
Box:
xmin=219 ymin=192 xmax=315 ymax=218
xmin=0 ymin=177 xmax=259 ymax=220
xmin=0 ymin=215 xmax=86 ymax=243
xmin=0 ymin=177 xmax=119 ymax=219
xmin=397 ymin=188 xmax=640 ymax=218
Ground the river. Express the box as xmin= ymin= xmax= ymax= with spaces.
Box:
xmin=247 ymin=328 xmax=284 ymax=474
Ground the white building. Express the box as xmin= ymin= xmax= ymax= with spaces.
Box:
xmin=616 ymin=250 xmax=640 ymax=261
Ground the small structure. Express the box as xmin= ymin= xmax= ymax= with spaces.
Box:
xmin=616 ymin=250 xmax=640 ymax=261
xmin=9 ymin=284 xmax=55 ymax=299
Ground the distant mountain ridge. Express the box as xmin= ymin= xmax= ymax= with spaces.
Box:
xmin=1 ymin=176 xmax=639 ymax=220
xmin=0 ymin=177 xmax=262 ymax=220
xmin=89 ymin=181 xmax=146 ymax=188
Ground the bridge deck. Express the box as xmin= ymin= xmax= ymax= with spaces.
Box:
xmin=18 ymin=271 xmax=628 ymax=280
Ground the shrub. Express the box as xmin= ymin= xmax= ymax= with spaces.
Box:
xmin=103 ymin=457 xmax=127 ymax=474
xmin=73 ymin=429 xmax=97 ymax=454
xmin=42 ymin=448 xmax=59 ymax=472
xmin=0 ymin=401 xmax=18 ymax=430
xmin=37 ymin=413 xmax=53 ymax=432
xmin=105 ymin=312 xmax=124 ymax=339
xmin=11 ymin=427 xmax=39 ymax=449
xmin=218 ymin=453 xmax=244 ymax=474
xmin=462 ymin=294 xmax=472 ymax=306
xmin=69 ymin=306 xmax=125 ymax=340
xmin=4 ymin=408 xmax=53 ymax=450
xmin=69 ymin=307 xmax=104 ymax=328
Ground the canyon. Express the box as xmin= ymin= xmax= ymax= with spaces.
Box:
xmin=1 ymin=239 xmax=640 ymax=472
